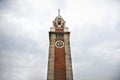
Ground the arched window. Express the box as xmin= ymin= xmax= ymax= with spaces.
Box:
xmin=56 ymin=33 xmax=64 ymax=39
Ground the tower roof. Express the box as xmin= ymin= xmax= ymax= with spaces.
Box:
xmin=50 ymin=9 xmax=68 ymax=32
xmin=54 ymin=9 xmax=64 ymax=21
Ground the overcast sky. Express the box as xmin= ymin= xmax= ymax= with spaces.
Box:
xmin=0 ymin=0 xmax=120 ymax=80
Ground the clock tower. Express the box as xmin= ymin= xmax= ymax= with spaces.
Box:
xmin=47 ymin=10 xmax=73 ymax=80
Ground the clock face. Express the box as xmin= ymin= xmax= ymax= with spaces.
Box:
xmin=55 ymin=40 xmax=64 ymax=48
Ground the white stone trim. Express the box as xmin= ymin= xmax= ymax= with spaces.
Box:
xmin=47 ymin=34 xmax=55 ymax=80
xmin=64 ymin=34 xmax=73 ymax=80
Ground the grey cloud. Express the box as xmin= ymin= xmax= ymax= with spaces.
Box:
xmin=71 ymin=22 xmax=120 ymax=80
xmin=73 ymin=44 xmax=120 ymax=80
xmin=0 ymin=26 xmax=47 ymax=80
xmin=53 ymin=0 xmax=67 ymax=9
xmin=71 ymin=23 xmax=120 ymax=48
xmin=115 ymin=21 xmax=120 ymax=32
xmin=0 ymin=32 xmax=41 ymax=53
xmin=0 ymin=34 xmax=47 ymax=80
xmin=0 ymin=0 xmax=13 ymax=9
xmin=0 ymin=52 xmax=46 ymax=80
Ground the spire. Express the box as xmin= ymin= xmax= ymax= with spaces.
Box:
xmin=50 ymin=10 xmax=68 ymax=32
xmin=52 ymin=9 xmax=66 ymax=28
xmin=58 ymin=9 xmax=60 ymax=16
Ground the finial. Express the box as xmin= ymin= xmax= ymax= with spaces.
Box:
xmin=58 ymin=9 xmax=60 ymax=16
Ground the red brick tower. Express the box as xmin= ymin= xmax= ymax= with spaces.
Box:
xmin=47 ymin=10 xmax=73 ymax=80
